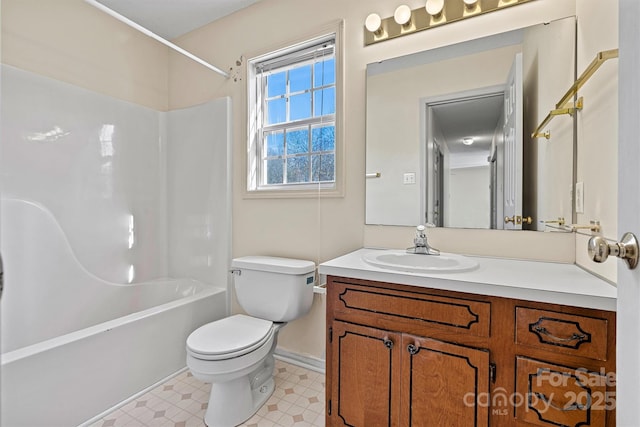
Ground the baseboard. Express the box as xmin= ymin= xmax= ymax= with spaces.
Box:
xmin=274 ymin=347 xmax=326 ymax=374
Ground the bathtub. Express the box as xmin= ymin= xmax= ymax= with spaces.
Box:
xmin=0 ymin=199 xmax=228 ymax=426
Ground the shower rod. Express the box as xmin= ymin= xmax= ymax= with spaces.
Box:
xmin=84 ymin=0 xmax=230 ymax=78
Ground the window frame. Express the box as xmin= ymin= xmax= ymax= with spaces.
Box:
xmin=245 ymin=23 xmax=344 ymax=198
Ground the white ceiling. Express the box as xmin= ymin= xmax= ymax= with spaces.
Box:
xmin=97 ymin=0 xmax=262 ymax=39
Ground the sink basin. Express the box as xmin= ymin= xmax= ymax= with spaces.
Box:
xmin=362 ymin=250 xmax=479 ymax=273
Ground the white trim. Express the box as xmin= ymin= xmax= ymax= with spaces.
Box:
xmin=274 ymin=347 xmax=326 ymax=374
xmin=243 ymin=20 xmax=345 ymax=199
xmin=420 ymin=85 xmax=506 ymax=227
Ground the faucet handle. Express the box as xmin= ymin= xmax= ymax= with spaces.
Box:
xmin=416 ymin=225 xmax=428 ymax=237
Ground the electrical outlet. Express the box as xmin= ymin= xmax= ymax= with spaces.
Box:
xmin=403 ymin=172 xmax=416 ymax=185
xmin=575 ymin=181 xmax=584 ymax=214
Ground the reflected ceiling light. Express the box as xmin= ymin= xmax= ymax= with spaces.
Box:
xmin=394 ymin=5 xmax=412 ymax=26
xmin=365 ymin=13 xmax=383 ymax=35
xmin=425 ymin=0 xmax=445 ymax=17
xmin=463 ymin=137 xmax=475 ymax=145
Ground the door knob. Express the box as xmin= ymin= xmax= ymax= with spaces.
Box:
xmin=588 ymin=232 xmax=639 ymax=270
xmin=505 ymin=216 xmax=515 ymax=224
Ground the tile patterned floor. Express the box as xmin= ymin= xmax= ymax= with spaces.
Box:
xmin=90 ymin=359 xmax=325 ymax=427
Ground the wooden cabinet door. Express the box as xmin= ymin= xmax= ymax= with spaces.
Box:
xmin=328 ymin=321 xmax=401 ymax=427
xmin=400 ymin=334 xmax=490 ymax=427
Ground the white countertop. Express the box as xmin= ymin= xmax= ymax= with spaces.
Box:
xmin=318 ymin=248 xmax=617 ymax=311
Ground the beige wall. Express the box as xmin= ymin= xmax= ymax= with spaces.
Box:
xmin=522 ymin=17 xmax=576 ymax=230
xmin=169 ymin=0 xmax=579 ymax=360
xmin=574 ymin=0 xmax=619 ymax=282
xmin=1 ymin=0 xmax=170 ymax=111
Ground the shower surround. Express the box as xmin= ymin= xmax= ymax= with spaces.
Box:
xmin=0 ymin=65 xmax=231 ymax=426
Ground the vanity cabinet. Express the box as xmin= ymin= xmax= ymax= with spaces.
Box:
xmin=325 ymin=276 xmax=616 ymax=427
xmin=329 ymin=320 xmax=490 ymax=427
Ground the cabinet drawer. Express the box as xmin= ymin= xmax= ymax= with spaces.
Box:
xmin=516 ymin=307 xmax=608 ymax=361
xmin=332 ymin=282 xmax=490 ymax=337
xmin=515 ymin=357 xmax=609 ymax=427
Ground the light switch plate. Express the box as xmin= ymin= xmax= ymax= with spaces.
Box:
xmin=403 ymin=172 xmax=416 ymax=185
xmin=575 ymin=181 xmax=584 ymax=214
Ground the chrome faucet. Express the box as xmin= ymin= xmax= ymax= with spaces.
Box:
xmin=407 ymin=225 xmax=440 ymax=255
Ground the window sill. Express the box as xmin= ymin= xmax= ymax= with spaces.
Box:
xmin=243 ymin=185 xmax=344 ymax=199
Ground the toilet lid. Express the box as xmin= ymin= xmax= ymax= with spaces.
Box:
xmin=187 ymin=314 xmax=273 ymax=358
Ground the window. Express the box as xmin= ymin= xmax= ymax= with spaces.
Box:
xmin=247 ymin=33 xmax=340 ymax=194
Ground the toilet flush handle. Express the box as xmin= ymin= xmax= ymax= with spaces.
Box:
xmin=229 ymin=268 xmax=242 ymax=276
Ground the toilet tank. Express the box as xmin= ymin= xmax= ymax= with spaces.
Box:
xmin=231 ymin=256 xmax=315 ymax=322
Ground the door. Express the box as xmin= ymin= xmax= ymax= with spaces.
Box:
xmin=617 ymin=0 xmax=640 ymax=422
xmin=430 ymin=143 xmax=444 ymax=227
xmin=400 ymin=334 xmax=490 ymax=427
xmin=425 ymin=105 xmax=444 ymax=227
xmin=503 ymin=53 xmax=523 ymax=229
xmin=329 ymin=321 xmax=401 ymax=427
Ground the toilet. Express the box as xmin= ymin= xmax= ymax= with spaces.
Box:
xmin=186 ymin=256 xmax=315 ymax=427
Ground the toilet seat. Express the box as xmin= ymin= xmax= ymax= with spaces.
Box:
xmin=187 ymin=314 xmax=274 ymax=361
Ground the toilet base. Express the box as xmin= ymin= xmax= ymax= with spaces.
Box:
xmin=203 ymin=358 xmax=276 ymax=427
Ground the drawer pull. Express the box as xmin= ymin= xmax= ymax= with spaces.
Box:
xmin=534 ymin=392 xmax=588 ymax=412
xmin=533 ymin=326 xmax=586 ymax=343
xmin=383 ymin=338 xmax=394 ymax=349
xmin=527 ymin=316 xmax=592 ymax=350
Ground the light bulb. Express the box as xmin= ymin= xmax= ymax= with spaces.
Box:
xmin=463 ymin=137 xmax=474 ymax=145
xmin=425 ymin=0 xmax=445 ymax=16
xmin=394 ymin=5 xmax=412 ymax=25
xmin=365 ymin=13 xmax=382 ymax=34
xmin=464 ymin=0 xmax=478 ymax=8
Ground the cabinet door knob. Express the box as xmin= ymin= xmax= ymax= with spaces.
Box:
xmin=383 ymin=338 xmax=393 ymax=349
xmin=407 ymin=344 xmax=419 ymax=355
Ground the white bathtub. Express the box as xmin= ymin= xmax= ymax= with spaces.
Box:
xmin=0 ymin=199 xmax=228 ymax=426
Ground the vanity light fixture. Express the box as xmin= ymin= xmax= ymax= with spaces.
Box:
xmin=365 ymin=13 xmax=383 ymax=35
xmin=462 ymin=137 xmax=474 ymax=146
xmin=463 ymin=0 xmax=481 ymax=15
xmin=425 ymin=0 xmax=445 ymax=17
xmin=364 ymin=0 xmax=534 ymax=46
xmin=394 ymin=5 xmax=413 ymax=26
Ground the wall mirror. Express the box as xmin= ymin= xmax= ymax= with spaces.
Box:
xmin=365 ymin=17 xmax=576 ymax=230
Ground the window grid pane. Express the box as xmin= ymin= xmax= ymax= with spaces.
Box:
xmin=258 ymin=48 xmax=336 ymax=187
